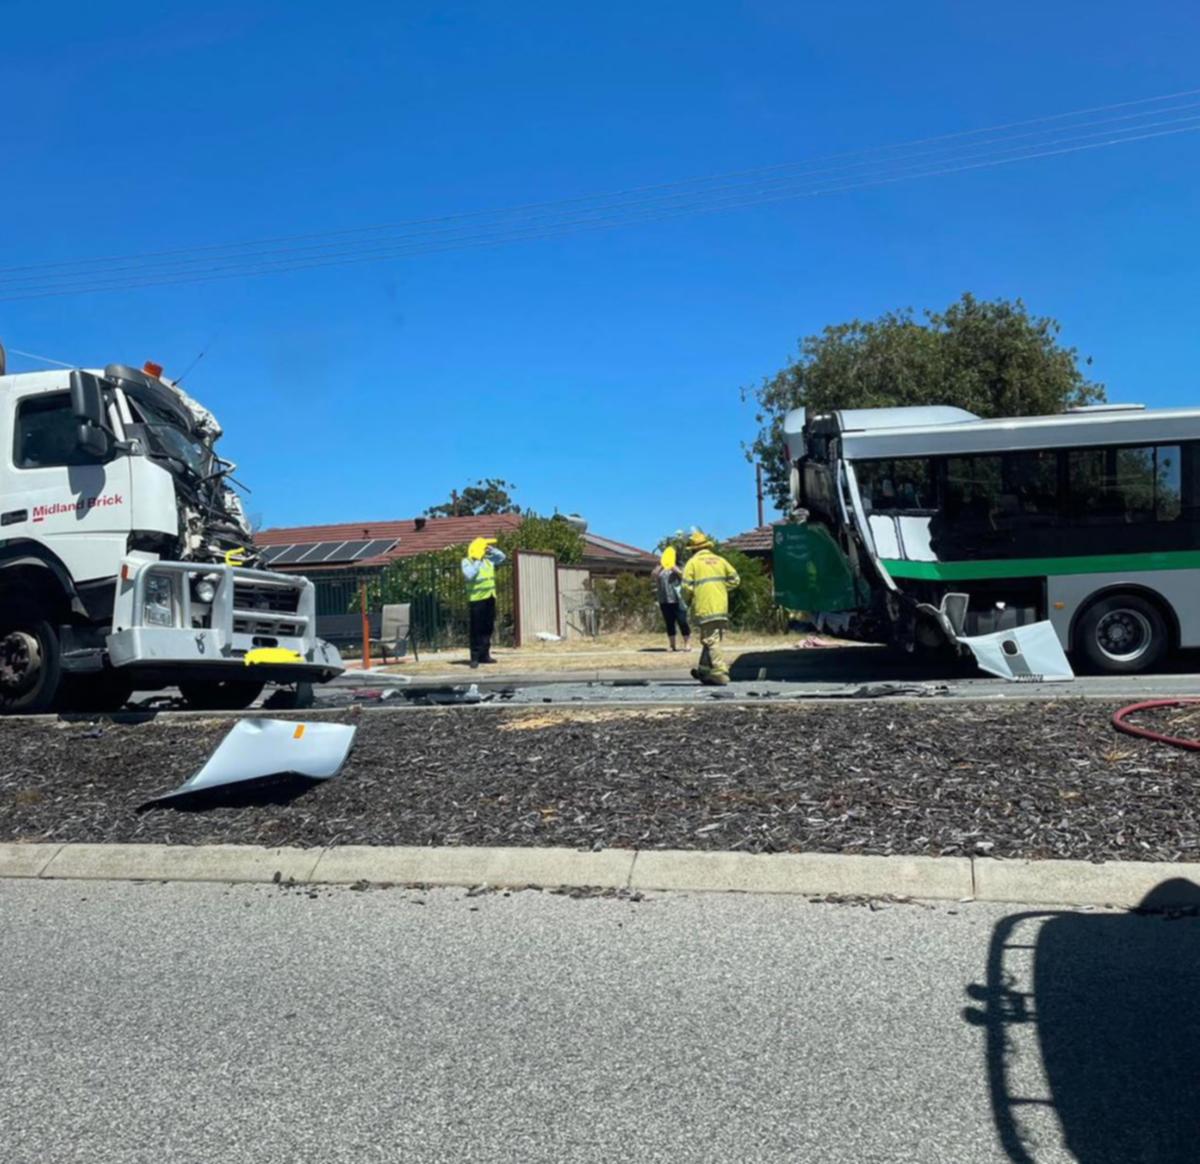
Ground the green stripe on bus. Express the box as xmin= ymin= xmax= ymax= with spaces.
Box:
xmin=880 ymin=550 xmax=1200 ymax=581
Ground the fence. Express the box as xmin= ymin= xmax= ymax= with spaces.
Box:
xmin=311 ymin=562 xmax=516 ymax=651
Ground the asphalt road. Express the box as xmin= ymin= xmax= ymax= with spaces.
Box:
xmin=4 ymin=879 xmax=1198 ymax=1162
xmin=320 ymin=644 xmax=1200 ymax=707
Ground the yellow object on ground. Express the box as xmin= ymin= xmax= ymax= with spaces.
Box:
xmin=660 ymin=546 xmax=676 ymax=570
xmin=467 ymin=537 xmax=497 ymax=561
xmin=244 ymin=647 xmax=303 ymax=666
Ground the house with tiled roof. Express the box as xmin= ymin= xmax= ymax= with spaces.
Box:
xmin=723 ymin=524 xmax=775 ymax=561
xmin=256 ymin=514 xmax=655 ymax=575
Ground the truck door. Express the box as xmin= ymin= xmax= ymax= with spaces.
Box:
xmin=4 ymin=389 xmax=133 ymax=584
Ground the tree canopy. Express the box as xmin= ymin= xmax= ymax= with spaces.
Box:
xmin=426 ymin=478 xmax=521 ymax=517
xmin=495 ymin=514 xmax=585 ymax=565
xmin=747 ymin=293 xmax=1105 ymax=508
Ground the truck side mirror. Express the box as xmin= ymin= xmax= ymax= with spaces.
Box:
xmin=70 ymin=370 xmax=113 ymax=459
xmin=70 ymin=370 xmax=107 ymax=428
xmin=77 ymin=423 xmax=111 ymax=459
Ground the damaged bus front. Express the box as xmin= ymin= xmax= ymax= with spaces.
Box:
xmin=772 ymin=404 xmax=1177 ymax=681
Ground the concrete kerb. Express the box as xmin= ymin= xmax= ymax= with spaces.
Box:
xmin=3 ymin=843 xmax=1199 ymax=906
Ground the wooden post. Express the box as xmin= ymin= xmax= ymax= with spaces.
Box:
xmin=360 ymin=580 xmax=372 ymax=671
xmin=756 ymin=463 xmax=765 ymax=528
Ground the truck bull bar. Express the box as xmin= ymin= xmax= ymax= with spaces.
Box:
xmin=106 ymin=557 xmax=343 ymax=680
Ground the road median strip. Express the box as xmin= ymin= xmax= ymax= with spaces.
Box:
xmin=2 ymin=842 xmax=1197 ymax=907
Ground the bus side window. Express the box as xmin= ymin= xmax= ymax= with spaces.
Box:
xmin=1068 ymin=445 xmax=1182 ymax=523
xmin=856 ymin=458 xmax=932 ymax=513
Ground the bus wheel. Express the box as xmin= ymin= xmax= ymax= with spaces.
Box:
xmin=1077 ymin=594 xmax=1169 ymax=674
xmin=0 ymin=614 xmax=62 ymax=714
xmin=178 ymin=680 xmax=265 ymax=711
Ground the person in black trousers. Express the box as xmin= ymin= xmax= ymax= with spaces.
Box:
xmin=462 ymin=538 xmax=507 ymax=668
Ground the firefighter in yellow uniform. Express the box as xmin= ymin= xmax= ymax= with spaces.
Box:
xmin=681 ymin=531 xmax=740 ymax=685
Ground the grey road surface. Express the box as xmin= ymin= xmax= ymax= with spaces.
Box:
xmin=2 ymin=880 xmax=1198 ymax=1163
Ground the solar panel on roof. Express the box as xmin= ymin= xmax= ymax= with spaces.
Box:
xmin=303 ymin=540 xmax=351 ymax=563
xmin=270 ymin=543 xmax=318 ymax=565
xmin=293 ymin=541 xmax=344 ymax=563
xmin=353 ymin=538 xmax=398 ymax=560
xmin=586 ymin=535 xmax=641 ymax=556
xmin=260 ymin=544 xmax=290 ymax=564
xmin=315 ymin=539 xmax=371 ymax=563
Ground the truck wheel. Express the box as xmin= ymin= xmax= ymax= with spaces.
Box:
xmin=0 ymin=615 xmax=63 ymax=714
xmin=59 ymin=674 xmax=135 ymax=714
xmin=1076 ymin=594 xmax=1169 ymax=674
xmin=178 ymin=680 xmax=265 ymax=711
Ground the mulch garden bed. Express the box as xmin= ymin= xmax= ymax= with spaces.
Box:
xmin=0 ymin=701 xmax=1197 ymax=862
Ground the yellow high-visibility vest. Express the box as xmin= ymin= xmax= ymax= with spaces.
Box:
xmin=468 ymin=558 xmax=497 ymax=602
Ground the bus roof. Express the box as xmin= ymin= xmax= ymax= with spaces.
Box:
xmin=839 ymin=404 xmax=1200 ymax=459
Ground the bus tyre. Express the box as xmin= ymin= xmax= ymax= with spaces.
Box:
xmin=0 ymin=612 xmax=62 ymax=714
xmin=178 ymin=680 xmax=265 ymax=711
xmin=1077 ymin=594 xmax=1169 ymax=675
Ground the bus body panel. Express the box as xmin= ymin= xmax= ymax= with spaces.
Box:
xmin=1047 ymin=569 xmax=1200 ymax=649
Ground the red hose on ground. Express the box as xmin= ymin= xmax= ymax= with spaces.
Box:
xmin=1112 ymin=699 xmax=1200 ymax=751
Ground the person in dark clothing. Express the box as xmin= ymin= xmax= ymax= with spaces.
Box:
xmin=652 ymin=555 xmax=691 ymax=652
xmin=461 ymin=538 xmax=507 ymax=668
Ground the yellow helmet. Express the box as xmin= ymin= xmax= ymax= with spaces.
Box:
xmin=687 ymin=530 xmax=714 ymax=551
xmin=467 ymin=537 xmax=497 ymax=560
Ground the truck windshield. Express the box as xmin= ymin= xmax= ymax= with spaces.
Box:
xmin=143 ymin=423 xmax=214 ymax=479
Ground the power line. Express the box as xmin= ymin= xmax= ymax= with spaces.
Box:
xmin=7 ymin=118 xmax=1198 ymax=301
xmin=3 ymin=92 xmax=1197 ymax=301
xmin=6 ymin=347 xmax=77 ymax=368
xmin=3 ymin=84 xmax=1196 ymax=280
xmin=4 ymin=96 xmax=1198 ymax=293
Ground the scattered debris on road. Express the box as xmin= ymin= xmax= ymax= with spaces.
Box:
xmin=140 ymin=719 xmax=357 ymax=808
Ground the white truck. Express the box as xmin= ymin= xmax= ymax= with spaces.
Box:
xmin=0 ymin=342 xmax=342 ymax=713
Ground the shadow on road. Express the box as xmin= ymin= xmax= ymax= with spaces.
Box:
xmin=729 ymin=645 xmax=972 ymax=683
xmin=964 ymin=879 xmax=1200 ymax=1162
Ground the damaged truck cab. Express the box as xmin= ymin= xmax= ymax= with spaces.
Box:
xmin=775 ymin=403 xmax=1200 ymax=678
xmin=0 ymin=347 xmax=342 ymax=713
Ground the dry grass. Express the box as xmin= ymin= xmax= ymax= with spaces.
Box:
xmin=362 ymin=630 xmax=837 ymax=676
xmin=498 ymin=707 xmax=691 ymax=732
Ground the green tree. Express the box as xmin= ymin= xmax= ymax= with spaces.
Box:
xmin=426 ymin=478 xmax=521 ymax=517
xmin=747 ymin=293 xmax=1105 ymax=508
xmin=496 ymin=513 xmax=585 ymax=565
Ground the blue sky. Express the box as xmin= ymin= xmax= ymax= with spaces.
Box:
xmin=4 ymin=1 xmax=1199 ymax=549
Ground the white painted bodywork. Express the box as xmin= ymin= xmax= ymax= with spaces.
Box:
xmin=0 ymin=365 xmax=341 ymax=680
xmin=840 ymin=405 xmax=1200 ymax=460
xmin=1047 ymin=569 xmax=1200 ymax=649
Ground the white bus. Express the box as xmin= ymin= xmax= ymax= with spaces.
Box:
xmin=776 ymin=402 xmax=1200 ymax=674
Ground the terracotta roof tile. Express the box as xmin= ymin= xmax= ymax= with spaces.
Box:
xmin=724 ymin=524 xmax=775 ymax=553
xmin=257 ymin=514 xmax=655 ymax=568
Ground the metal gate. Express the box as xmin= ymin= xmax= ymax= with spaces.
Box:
xmin=513 ymin=551 xmax=559 ymax=646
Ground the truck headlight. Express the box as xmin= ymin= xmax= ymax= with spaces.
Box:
xmin=143 ymin=574 xmax=176 ymax=627
xmin=192 ymin=575 xmax=219 ymax=604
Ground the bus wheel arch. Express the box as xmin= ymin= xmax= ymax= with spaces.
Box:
xmin=1071 ymin=586 xmax=1177 ymax=674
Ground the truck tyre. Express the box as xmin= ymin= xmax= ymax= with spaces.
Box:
xmin=1076 ymin=593 xmax=1169 ymax=675
xmin=0 ymin=613 xmax=63 ymax=714
xmin=178 ymin=680 xmax=265 ymax=711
